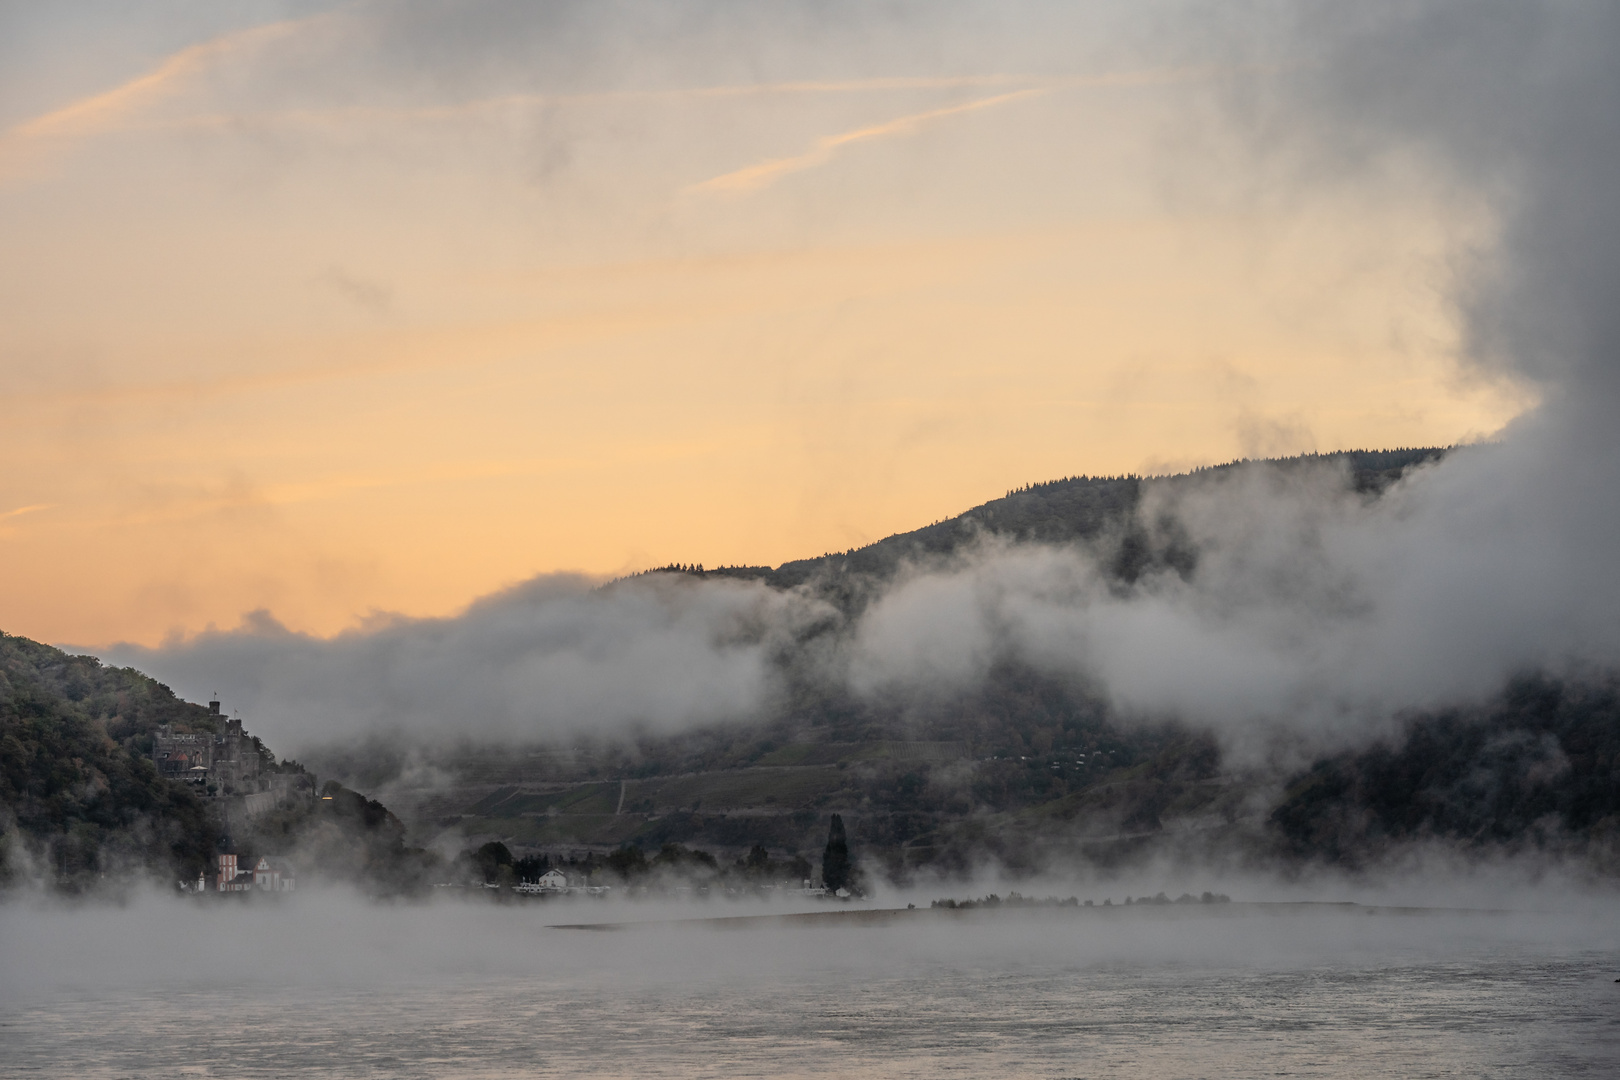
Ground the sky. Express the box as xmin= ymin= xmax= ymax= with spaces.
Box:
xmin=0 ymin=1 xmax=1534 ymax=648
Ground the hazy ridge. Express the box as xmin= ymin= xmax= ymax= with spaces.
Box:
xmin=8 ymin=447 xmax=1617 ymax=893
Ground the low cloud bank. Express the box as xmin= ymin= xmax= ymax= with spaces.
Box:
xmin=853 ymin=439 xmax=1620 ymax=758
xmin=103 ymin=574 xmax=830 ymax=750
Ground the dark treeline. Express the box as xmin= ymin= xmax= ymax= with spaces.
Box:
xmin=615 ymin=448 xmax=1447 ymax=618
xmin=1272 ymin=675 xmax=1620 ymax=869
xmin=928 ymin=891 xmax=1229 ymax=909
xmin=455 ymin=838 xmax=819 ymax=894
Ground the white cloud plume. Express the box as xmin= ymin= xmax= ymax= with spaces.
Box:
xmin=850 ymin=0 xmax=1620 ymax=756
xmin=103 ymin=573 xmax=833 ymax=751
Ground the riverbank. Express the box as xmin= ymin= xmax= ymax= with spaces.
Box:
xmin=547 ymin=899 xmax=1511 ymax=931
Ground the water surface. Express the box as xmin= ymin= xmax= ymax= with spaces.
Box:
xmin=4 ymin=898 xmax=1617 ymax=1078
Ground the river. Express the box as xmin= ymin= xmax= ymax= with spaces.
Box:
xmin=3 ymin=894 xmax=1617 ymax=1078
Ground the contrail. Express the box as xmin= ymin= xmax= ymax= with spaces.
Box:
xmin=684 ymin=65 xmax=1219 ymax=196
xmin=688 ymin=88 xmax=1048 ymax=196
xmin=0 ymin=14 xmax=329 ymax=181
xmin=10 ymin=17 xmax=318 ymax=142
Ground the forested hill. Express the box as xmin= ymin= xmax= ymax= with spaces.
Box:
xmin=667 ymin=447 xmax=1445 ymax=594
xmin=0 ymin=634 xmax=432 ymax=893
xmin=0 ymin=633 xmax=224 ymax=887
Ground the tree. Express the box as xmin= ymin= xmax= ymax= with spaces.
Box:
xmin=821 ymin=814 xmax=851 ymax=893
xmin=653 ymin=842 xmax=717 ymax=871
xmin=605 ymin=844 xmax=646 ymax=880
xmin=744 ymin=843 xmax=770 ymax=876
xmin=471 ymin=840 xmax=513 ymax=883
xmin=514 ymin=853 xmax=550 ymax=882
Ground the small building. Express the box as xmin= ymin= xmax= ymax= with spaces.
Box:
xmin=216 ymin=853 xmax=253 ymax=892
xmin=515 ymin=869 xmax=569 ymax=894
xmin=252 ymin=856 xmax=296 ymax=892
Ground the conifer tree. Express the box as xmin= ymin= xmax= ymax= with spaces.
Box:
xmin=821 ymin=813 xmax=851 ymax=893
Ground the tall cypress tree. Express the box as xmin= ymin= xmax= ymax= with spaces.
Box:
xmin=821 ymin=813 xmax=851 ymax=892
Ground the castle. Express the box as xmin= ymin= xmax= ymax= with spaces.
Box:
xmin=152 ymin=699 xmax=264 ymax=793
xmin=152 ymin=700 xmax=313 ymax=828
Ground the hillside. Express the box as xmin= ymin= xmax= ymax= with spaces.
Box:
xmin=687 ymin=448 xmax=1444 ymax=602
xmin=345 ymin=668 xmax=1620 ymax=882
xmin=0 ymin=633 xmax=437 ymax=893
xmin=307 ymin=447 xmax=1618 ymax=880
xmin=13 ymin=445 xmax=1617 ymax=889
xmin=0 ymin=633 xmax=224 ymax=887
xmin=1272 ymin=675 xmax=1620 ymax=870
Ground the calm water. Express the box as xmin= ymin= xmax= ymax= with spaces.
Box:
xmin=3 ymin=897 xmax=1618 ymax=1078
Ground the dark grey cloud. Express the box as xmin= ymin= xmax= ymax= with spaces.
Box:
xmin=341 ymin=0 xmax=1154 ymax=91
xmin=1279 ymin=2 xmax=1620 ymax=404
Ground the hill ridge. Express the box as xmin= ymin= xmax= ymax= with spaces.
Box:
xmin=632 ymin=446 xmax=1447 ymax=595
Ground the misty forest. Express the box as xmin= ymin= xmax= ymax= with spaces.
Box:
xmin=7 ymin=449 xmax=1619 ymax=896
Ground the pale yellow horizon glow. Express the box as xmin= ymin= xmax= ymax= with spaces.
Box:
xmin=0 ymin=9 xmax=1530 ymax=647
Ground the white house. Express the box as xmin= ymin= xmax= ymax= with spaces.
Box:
xmin=514 ymin=869 xmax=569 ymax=895
xmin=252 ymin=856 xmax=296 ymax=892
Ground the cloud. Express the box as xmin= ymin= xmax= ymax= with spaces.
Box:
xmin=849 ymin=446 xmax=1620 ymax=760
xmin=0 ymin=502 xmax=54 ymax=539
xmin=100 ymin=573 xmax=835 ymax=752
xmin=849 ymin=0 xmax=1620 ymax=757
xmin=684 ymin=65 xmax=1211 ymax=195
xmin=0 ymin=3 xmax=1191 ymax=185
xmin=0 ymin=14 xmax=325 ymax=178
xmin=319 ymin=266 xmax=394 ymax=313
xmin=688 ymin=88 xmax=1049 ymax=195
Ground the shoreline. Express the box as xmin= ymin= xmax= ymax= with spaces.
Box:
xmin=547 ymin=899 xmax=1512 ymax=931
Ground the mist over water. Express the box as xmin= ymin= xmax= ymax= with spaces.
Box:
xmin=4 ymin=889 xmax=1619 ymax=1078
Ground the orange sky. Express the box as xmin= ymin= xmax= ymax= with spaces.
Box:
xmin=0 ymin=6 xmax=1530 ymax=646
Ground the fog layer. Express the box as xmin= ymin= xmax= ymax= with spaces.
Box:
xmin=5 ymin=886 xmax=1618 ymax=1004
xmin=103 ymin=574 xmax=828 ymax=746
